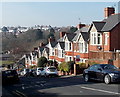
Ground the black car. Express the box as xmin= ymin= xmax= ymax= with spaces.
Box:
xmin=2 ymin=69 xmax=20 ymax=84
xmin=83 ymin=64 xmax=120 ymax=84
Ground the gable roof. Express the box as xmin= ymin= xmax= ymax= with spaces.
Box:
xmin=72 ymin=32 xmax=89 ymax=42
xmin=92 ymin=21 xmax=106 ymax=32
xmin=81 ymin=32 xmax=89 ymax=41
xmin=101 ymin=13 xmax=120 ymax=31
xmin=90 ymin=13 xmax=120 ymax=32
xmin=43 ymin=47 xmax=49 ymax=54
xmin=66 ymin=33 xmax=76 ymax=41
xmin=59 ymin=42 xmax=65 ymax=50
xmin=50 ymin=41 xmax=58 ymax=48
xmin=72 ymin=32 xmax=80 ymax=41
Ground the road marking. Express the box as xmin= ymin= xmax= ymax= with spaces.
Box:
xmin=12 ymin=90 xmax=27 ymax=97
xmin=81 ymin=86 xmax=120 ymax=95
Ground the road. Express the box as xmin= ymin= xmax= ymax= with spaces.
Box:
xmin=2 ymin=75 xmax=120 ymax=97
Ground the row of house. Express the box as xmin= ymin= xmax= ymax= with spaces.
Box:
xmin=22 ymin=7 xmax=120 ymax=68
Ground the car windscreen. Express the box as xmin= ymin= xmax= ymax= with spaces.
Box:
xmin=101 ymin=64 xmax=117 ymax=70
xmin=26 ymin=69 xmax=30 ymax=72
xmin=48 ymin=67 xmax=56 ymax=71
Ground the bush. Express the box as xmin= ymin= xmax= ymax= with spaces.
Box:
xmin=58 ymin=61 xmax=71 ymax=73
xmin=30 ymin=65 xmax=37 ymax=69
xmin=37 ymin=57 xmax=48 ymax=67
xmin=67 ymin=61 xmax=74 ymax=70
xmin=48 ymin=60 xmax=53 ymax=66
xmin=79 ymin=63 xmax=86 ymax=68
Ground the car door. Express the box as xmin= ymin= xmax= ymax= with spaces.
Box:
xmin=88 ymin=65 xmax=98 ymax=79
xmin=41 ymin=68 xmax=45 ymax=76
xmin=96 ymin=66 xmax=105 ymax=81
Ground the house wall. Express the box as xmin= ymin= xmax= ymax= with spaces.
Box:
xmin=102 ymin=32 xmax=110 ymax=51
xmin=110 ymin=23 xmax=120 ymax=51
xmin=88 ymin=51 xmax=120 ymax=68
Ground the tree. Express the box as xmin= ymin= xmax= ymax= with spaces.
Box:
xmin=37 ymin=57 xmax=48 ymax=67
xmin=2 ymin=26 xmax=8 ymax=32
xmin=48 ymin=60 xmax=53 ymax=66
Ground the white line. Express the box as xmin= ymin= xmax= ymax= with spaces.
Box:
xmin=81 ymin=86 xmax=120 ymax=95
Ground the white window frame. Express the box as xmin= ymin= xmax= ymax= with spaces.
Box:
xmin=91 ymin=32 xmax=102 ymax=45
xmin=104 ymin=33 xmax=108 ymax=45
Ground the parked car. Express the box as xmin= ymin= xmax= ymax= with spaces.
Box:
xmin=20 ymin=68 xmax=30 ymax=76
xmin=36 ymin=67 xmax=43 ymax=76
xmin=2 ymin=69 xmax=19 ymax=84
xmin=83 ymin=64 xmax=120 ymax=84
xmin=41 ymin=66 xmax=58 ymax=77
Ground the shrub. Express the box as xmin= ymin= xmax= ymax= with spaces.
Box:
xmin=48 ymin=60 xmax=53 ymax=66
xmin=79 ymin=63 xmax=87 ymax=68
xmin=37 ymin=57 xmax=48 ymax=67
xmin=58 ymin=61 xmax=71 ymax=73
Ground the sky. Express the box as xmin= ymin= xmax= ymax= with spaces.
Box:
xmin=0 ymin=2 xmax=119 ymax=27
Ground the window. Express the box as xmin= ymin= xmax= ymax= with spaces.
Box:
xmin=52 ymin=51 xmax=54 ymax=56
xmin=94 ymin=33 xmax=97 ymax=44
xmin=69 ymin=43 xmax=72 ymax=50
xmin=89 ymin=65 xmax=98 ymax=70
xmin=85 ymin=42 xmax=88 ymax=52
xmin=58 ymin=50 xmax=61 ymax=57
xmin=91 ymin=32 xmax=102 ymax=45
xmin=97 ymin=34 xmax=101 ymax=44
xmin=105 ymin=33 xmax=108 ymax=45
xmin=70 ymin=57 xmax=72 ymax=61
xmin=79 ymin=42 xmax=84 ymax=52
xmin=65 ymin=42 xmax=69 ymax=50
xmin=62 ymin=50 xmax=64 ymax=57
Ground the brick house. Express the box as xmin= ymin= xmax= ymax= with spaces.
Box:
xmin=88 ymin=7 xmax=120 ymax=67
xmin=64 ymin=33 xmax=76 ymax=62
xmin=54 ymin=42 xmax=65 ymax=64
xmin=45 ymin=40 xmax=57 ymax=61
xmin=72 ymin=25 xmax=89 ymax=63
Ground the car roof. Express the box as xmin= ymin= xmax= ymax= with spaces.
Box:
xmin=93 ymin=64 xmax=112 ymax=66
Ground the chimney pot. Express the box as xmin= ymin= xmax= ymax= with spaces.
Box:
xmin=77 ymin=24 xmax=86 ymax=30
xmin=104 ymin=7 xmax=115 ymax=18
xmin=60 ymin=32 xmax=66 ymax=38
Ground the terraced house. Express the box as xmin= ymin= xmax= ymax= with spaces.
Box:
xmin=22 ymin=7 xmax=120 ymax=68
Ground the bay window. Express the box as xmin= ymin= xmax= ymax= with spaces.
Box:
xmin=91 ymin=32 xmax=102 ymax=45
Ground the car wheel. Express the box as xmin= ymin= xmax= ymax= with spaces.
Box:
xmin=104 ymin=75 xmax=111 ymax=84
xmin=84 ymin=74 xmax=89 ymax=82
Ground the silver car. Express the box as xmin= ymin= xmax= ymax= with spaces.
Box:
xmin=41 ymin=66 xmax=58 ymax=77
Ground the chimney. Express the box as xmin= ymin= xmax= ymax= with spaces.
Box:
xmin=60 ymin=32 xmax=66 ymax=38
xmin=104 ymin=7 xmax=115 ymax=18
xmin=77 ymin=24 xmax=86 ymax=30
xmin=39 ymin=42 xmax=44 ymax=47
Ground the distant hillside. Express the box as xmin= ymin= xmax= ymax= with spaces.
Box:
xmin=2 ymin=26 xmax=77 ymax=59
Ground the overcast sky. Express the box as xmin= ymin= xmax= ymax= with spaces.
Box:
xmin=0 ymin=2 xmax=119 ymax=27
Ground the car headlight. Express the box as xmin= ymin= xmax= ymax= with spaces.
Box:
xmin=109 ymin=73 xmax=119 ymax=77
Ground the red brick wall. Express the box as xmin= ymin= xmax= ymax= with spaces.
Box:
xmin=103 ymin=32 xmax=110 ymax=51
xmin=110 ymin=23 xmax=120 ymax=51
xmin=49 ymin=56 xmax=55 ymax=59
xmin=88 ymin=52 xmax=120 ymax=68
xmin=54 ymin=56 xmax=65 ymax=62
